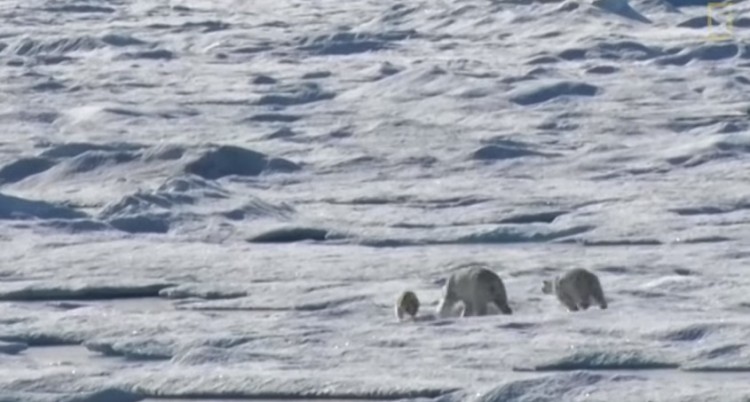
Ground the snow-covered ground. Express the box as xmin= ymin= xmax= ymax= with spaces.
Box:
xmin=2 ymin=0 xmax=750 ymax=400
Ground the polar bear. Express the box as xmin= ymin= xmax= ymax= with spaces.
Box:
xmin=395 ymin=290 xmax=420 ymax=321
xmin=542 ymin=268 xmax=607 ymax=312
xmin=437 ymin=265 xmax=513 ymax=318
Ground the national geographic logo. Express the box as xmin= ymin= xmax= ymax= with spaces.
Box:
xmin=707 ymin=1 xmax=735 ymax=41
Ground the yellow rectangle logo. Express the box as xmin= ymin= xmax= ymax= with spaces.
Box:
xmin=707 ymin=1 xmax=734 ymax=41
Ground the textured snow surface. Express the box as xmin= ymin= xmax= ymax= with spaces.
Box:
xmin=2 ymin=0 xmax=750 ymax=400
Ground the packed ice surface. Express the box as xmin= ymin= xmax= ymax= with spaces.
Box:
xmin=2 ymin=0 xmax=750 ymax=400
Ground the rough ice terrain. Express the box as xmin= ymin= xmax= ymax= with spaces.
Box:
xmin=1 ymin=0 xmax=750 ymax=400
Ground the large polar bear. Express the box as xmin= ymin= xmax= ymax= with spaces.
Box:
xmin=437 ymin=265 xmax=513 ymax=318
xmin=542 ymin=268 xmax=608 ymax=312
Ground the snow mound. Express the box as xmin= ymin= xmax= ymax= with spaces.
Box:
xmin=683 ymin=344 xmax=750 ymax=372
xmin=125 ymin=369 xmax=456 ymax=400
xmin=662 ymin=133 xmax=750 ymax=168
xmin=0 ymin=389 xmax=141 ymax=402
xmin=341 ymin=223 xmax=595 ymax=247
xmin=591 ymin=0 xmax=651 ymax=23
xmin=184 ymin=145 xmax=301 ymax=180
xmin=516 ymin=349 xmax=679 ymax=371
xmin=86 ymin=334 xmax=261 ymax=361
xmin=38 ymin=219 xmax=110 ymax=233
xmin=55 ymin=151 xmax=139 ymax=175
xmin=651 ymin=323 xmax=728 ymax=342
xmin=471 ymin=144 xmax=554 ymax=161
xmin=159 ymin=283 xmax=247 ymax=300
xmin=3 ymin=142 xmax=147 ymax=192
xmin=177 ymin=294 xmax=368 ymax=313
xmin=677 ymin=16 xmax=719 ymax=28
xmin=11 ymin=36 xmax=109 ymax=57
xmin=455 ymin=224 xmax=594 ymax=244
xmin=84 ymin=337 xmax=174 ymax=360
xmin=497 ymin=210 xmax=568 ymax=224
xmin=654 ymin=44 xmax=741 ymax=66
xmin=0 ymin=193 xmax=86 ymax=220
xmin=476 ymin=372 xmax=608 ymax=402
xmin=0 ymin=341 xmax=27 ymax=355
xmin=38 ymin=142 xmax=146 ymax=159
xmin=0 ymin=281 xmax=173 ymax=301
xmin=99 ymin=175 xmax=293 ymax=235
xmin=0 ymin=157 xmax=57 ymax=184
xmin=247 ymin=226 xmax=333 ymax=243
xmin=107 ymin=216 xmax=168 ymax=234
xmin=509 ymin=81 xmax=599 ymax=105
xmin=296 ymin=30 xmax=417 ymax=55
xmin=255 ymin=82 xmax=336 ymax=107
xmin=170 ymin=345 xmax=288 ymax=366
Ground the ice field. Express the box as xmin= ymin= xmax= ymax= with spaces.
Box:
xmin=1 ymin=0 xmax=750 ymax=401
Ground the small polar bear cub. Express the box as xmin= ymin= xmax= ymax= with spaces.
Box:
xmin=395 ymin=290 xmax=420 ymax=321
xmin=437 ymin=265 xmax=513 ymax=318
xmin=542 ymin=268 xmax=608 ymax=312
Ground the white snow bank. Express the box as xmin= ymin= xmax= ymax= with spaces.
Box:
xmin=123 ymin=368 xmax=458 ymax=400
xmin=682 ymin=343 xmax=750 ymax=372
xmin=183 ymin=144 xmax=301 ymax=179
xmin=0 ymin=281 xmax=174 ymax=301
xmin=515 ymin=349 xmax=679 ymax=371
xmin=0 ymin=340 xmax=28 ymax=354
xmin=159 ymin=283 xmax=247 ymax=300
xmin=0 ymin=193 xmax=86 ymax=220
xmin=98 ymin=174 xmax=294 ymax=235
xmin=0 ymin=389 xmax=141 ymax=402
xmin=4 ymin=142 xmax=300 ymax=231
